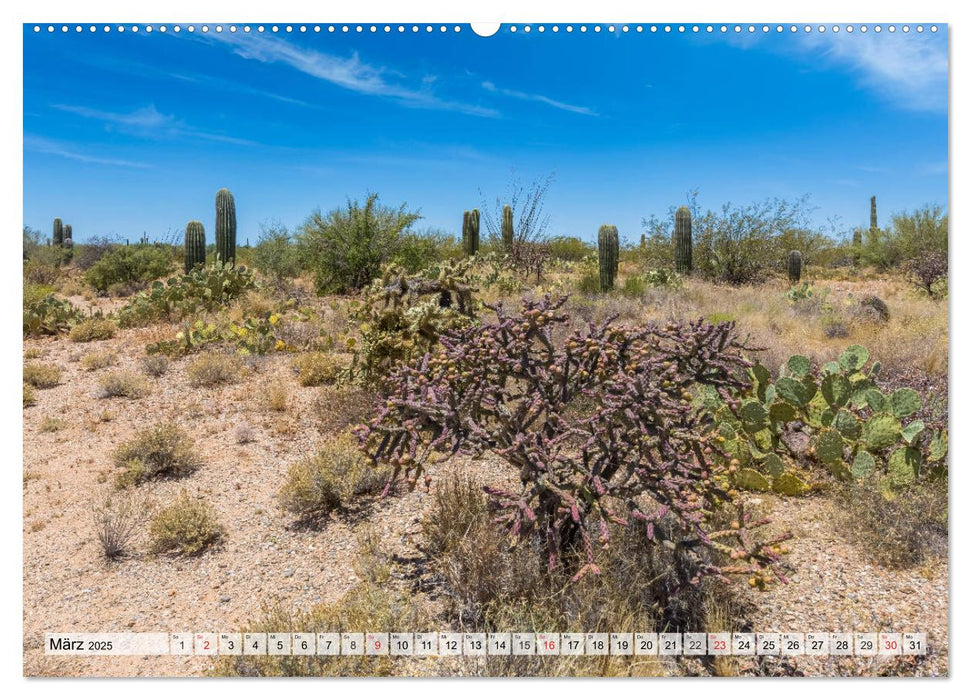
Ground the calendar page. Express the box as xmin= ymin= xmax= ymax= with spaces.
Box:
xmin=21 ymin=14 xmax=949 ymax=680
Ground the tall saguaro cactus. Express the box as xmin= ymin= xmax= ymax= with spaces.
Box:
xmin=501 ymin=204 xmax=514 ymax=249
xmin=598 ymin=224 xmax=620 ymax=292
xmin=184 ymin=221 xmax=206 ymax=273
xmin=788 ymin=250 xmax=802 ymax=283
xmin=870 ymin=195 xmax=878 ymax=231
xmin=674 ymin=206 xmax=693 ymax=274
xmin=52 ymin=218 xmax=63 ymax=247
xmin=215 ymin=188 xmax=237 ymax=265
xmin=463 ymin=209 xmax=480 ymax=256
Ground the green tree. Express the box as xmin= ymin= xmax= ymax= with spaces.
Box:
xmin=299 ymin=193 xmax=421 ymax=294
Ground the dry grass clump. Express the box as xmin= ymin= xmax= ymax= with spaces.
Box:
xmin=186 ymin=353 xmax=246 ymax=387
xmin=23 ymin=363 xmax=62 ymax=389
xmin=264 ymin=384 xmax=289 ymax=412
xmin=835 ymin=480 xmax=948 ymax=569
xmin=68 ymin=318 xmax=116 ymax=342
xmin=39 ymin=417 xmax=67 ymax=432
xmin=112 ymin=423 xmax=201 ymax=487
xmin=97 ymin=370 xmax=149 ymax=399
xmin=92 ymin=489 xmax=152 ymax=560
xmin=140 ymin=355 xmax=170 ymax=378
xmin=312 ymin=385 xmax=373 ymax=434
xmin=278 ymin=433 xmax=388 ymax=524
xmin=149 ymin=491 xmax=224 ymax=556
xmin=81 ymin=350 xmax=118 ymax=371
xmin=294 ymin=351 xmax=343 ymax=387
xmin=23 ymin=347 xmax=44 ymax=360
xmin=23 ymin=383 xmax=36 ymax=408
xmin=234 ymin=421 xmax=255 ymax=444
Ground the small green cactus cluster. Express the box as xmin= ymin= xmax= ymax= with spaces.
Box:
xmin=597 ymin=224 xmax=619 ymax=292
xmin=788 ymin=250 xmax=802 ymax=283
xmin=462 ymin=209 xmax=480 ymax=256
xmin=703 ymin=344 xmax=947 ymax=496
xmin=215 ymin=188 xmax=237 ymax=265
xmin=501 ymin=204 xmax=514 ymax=249
xmin=184 ymin=221 xmax=206 ymax=273
xmin=352 ymin=259 xmax=478 ymax=386
xmin=674 ymin=206 xmax=692 ymax=273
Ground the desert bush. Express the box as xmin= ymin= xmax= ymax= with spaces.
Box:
xmin=836 ymin=480 xmax=947 ymax=568
xmin=350 ymin=259 xmax=477 ymax=386
xmin=23 ymin=259 xmax=61 ymax=285
xmin=823 ymin=320 xmax=850 ymax=339
xmin=858 ymin=295 xmax=890 ymax=323
xmin=264 ymin=384 xmax=289 ymax=412
xmin=149 ymin=491 xmax=224 ymax=556
xmin=117 ymin=262 xmax=257 ymax=328
xmin=234 ymin=422 xmax=255 ymax=444
xmin=905 ymin=251 xmax=947 ymax=299
xmin=81 ymin=351 xmax=118 ymax=371
xmin=84 ymin=244 xmax=175 ymax=293
xmin=23 ymin=292 xmax=82 ymax=336
xmin=140 ymin=355 xmax=170 ymax=377
xmin=92 ymin=489 xmax=152 ymax=560
xmin=113 ymin=423 xmax=201 ymax=487
xmin=547 ymin=235 xmax=595 ymax=262
xmin=23 ymin=383 xmax=36 ymax=407
xmin=312 ymin=385 xmax=373 ymax=434
xmin=359 ymin=295 xmax=790 ymax=583
xmin=861 ymin=204 xmax=948 ymax=270
xmin=40 ymin=417 xmax=66 ymax=432
xmin=299 ymin=193 xmax=422 ymax=294
xmin=252 ymin=222 xmax=303 ymax=285
xmin=72 ymin=236 xmax=116 ymax=271
xmin=69 ymin=317 xmax=117 ymax=342
xmin=97 ymin=371 xmax=149 ymax=399
xmin=278 ymin=433 xmax=389 ymax=524
xmin=294 ymin=352 xmax=342 ymax=386
xmin=186 ymin=353 xmax=245 ymax=387
xmin=575 ymin=267 xmax=601 ymax=294
xmin=394 ymin=228 xmax=461 ymax=273
xmin=23 ymin=363 xmax=62 ymax=388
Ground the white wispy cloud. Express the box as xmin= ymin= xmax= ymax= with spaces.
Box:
xmin=24 ymin=134 xmax=150 ymax=168
xmin=205 ymin=32 xmax=497 ymax=118
xmin=481 ymin=81 xmax=598 ymax=116
xmin=798 ymin=32 xmax=947 ymax=113
xmin=52 ymin=103 xmax=256 ymax=145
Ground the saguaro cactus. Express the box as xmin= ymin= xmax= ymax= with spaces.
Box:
xmin=52 ymin=218 xmax=63 ymax=247
xmin=501 ymin=204 xmax=514 ymax=249
xmin=870 ymin=196 xmax=878 ymax=231
xmin=63 ymin=224 xmax=73 ymax=257
xmin=852 ymin=228 xmax=863 ymax=265
xmin=674 ymin=206 xmax=693 ymax=273
xmin=215 ymin=188 xmax=237 ymax=265
xmin=598 ymin=224 xmax=619 ymax=292
xmin=184 ymin=221 xmax=206 ymax=273
xmin=463 ymin=209 xmax=480 ymax=256
xmin=788 ymin=250 xmax=802 ymax=283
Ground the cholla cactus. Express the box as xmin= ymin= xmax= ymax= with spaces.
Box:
xmin=215 ymin=188 xmax=236 ymax=265
xmin=462 ymin=209 xmax=480 ymax=256
xmin=501 ymin=204 xmax=514 ymax=249
xmin=598 ymin=224 xmax=619 ymax=291
xmin=674 ymin=206 xmax=692 ymax=273
xmin=788 ymin=250 xmax=802 ymax=283
xmin=358 ymin=296 xmax=791 ymax=584
xmin=184 ymin=221 xmax=206 ymax=273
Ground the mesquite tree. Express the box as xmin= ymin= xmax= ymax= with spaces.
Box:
xmin=357 ymin=295 xmax=790 ymax=584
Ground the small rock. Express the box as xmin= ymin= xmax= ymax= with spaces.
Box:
xmin=219 ymin=595 xmax=231 ymax=603
xmin=283 ymin=568 xmax=294 ymax=578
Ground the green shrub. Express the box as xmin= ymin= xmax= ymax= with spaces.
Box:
xmin=547 ymin=235 xmax=595 ymax=262
xmin=81 ymin=351 xmax=118 ymax=371
xmin=23 ymin=383 xmax=36 ymax=408
xmin=84 ymin=245 xmax=175 ymax=293
xmin=69 ymin=318 xmax=117 ymax=342
xmin=575 ymin=268 xmax=601 ymax=294
xmin=23 ymin=259 xmax=61 ymax=285
xmin=149 ymin=491 xmax=225 ymax=556
xmin=393 ymin=228 xmax=461 ymax=273
xmin=299 ymin=193 xmax=422 ymax=294
xmin=23 ymin=363 xmax=62 ymax=388
xmin=186 ymin=353 xmax=245 ymax=387
xmin=113 ymin=424 xmax=200 ymax=487
xmin=278 ymin=433 xmax=389 ymax=524
xmin=252 ymin=223 xmax=302 ymax=285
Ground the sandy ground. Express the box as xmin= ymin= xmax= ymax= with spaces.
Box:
xmin=22 ymin=327 xmax=948 ymax=677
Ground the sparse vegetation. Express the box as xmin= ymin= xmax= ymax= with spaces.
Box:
xmin=23 ymin=363 xmax=62 ymax=388
xmin=112 ymin=424 xmax=201 ymax=487
xmin=92 ymin=489 xmax=152 ymax=560
xmin=81 ymin=350 xmax=118 ymax=371
xmin=149 ymin=491 xmax=225 ymax=556
xmin=294 ymin=352 xmax=342 ymax=387
xmin=69 ymin=318 xmax=116 ymax=342
xmin=186 ymin=353 xmax=245 ymax=387
xmin=97 ymin=371 xmax=149 ymax=399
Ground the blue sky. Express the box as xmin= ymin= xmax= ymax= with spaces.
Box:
xmin=23 ymin=24 xmax=948 ymax=244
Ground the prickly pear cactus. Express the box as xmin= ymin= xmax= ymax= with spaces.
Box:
xmin=674 ymin=206 xmax=692 ymax=273
xmin=598 ymin=224 xmax=619 ymax=292
xmin=215 ymin=188 xmax=236 ymax=265
xmin=787 ymin=250 xmax=802 ymax=283
xmin=706 ymin=343 xmax=947 ymax=495
xmin=184 ymin=221 xmax=206 ymax=273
